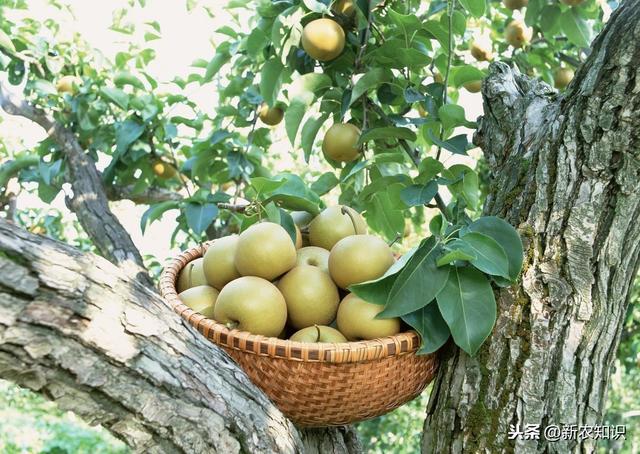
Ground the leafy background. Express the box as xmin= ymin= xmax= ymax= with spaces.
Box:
xmin=0 ymin=0 xmax=636 ymax=452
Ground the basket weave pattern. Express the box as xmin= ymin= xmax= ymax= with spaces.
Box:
xmin=159 ymin=243 xmax=439 ymax=426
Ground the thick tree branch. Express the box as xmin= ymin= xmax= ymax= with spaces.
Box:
xmin=423 ymin=2 xmax=640 ymax=452
xmin=0 ymin=81 xmax=150 ymax=284
xmin=106 ymin=184 xmax=183 ymax=204
xmin=0 ymin=219 xmax=360 ymax=454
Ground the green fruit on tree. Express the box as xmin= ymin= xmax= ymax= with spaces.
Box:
xmin=178 ymin=285 xmax=219 ymax=318
xmin=235 ymin=222 xmax=297 ymax=280
xmin=332 ymin=0 xmax=356 ymax=17
xmin=290 ymin=325 xmax=347 ymax=343
xmin=213 ymin=276 xmax=287 ymax=337
xmin=277 ymin=265 xmax=340 ymax=330
xmin=503 ymin=0 xmax=528 ymax=10
xmin=554 ymin=67 xmax=574 ymax=89
xmin=463 ymin=80 xmax=482 ymax=93
xmin=308 ymin=205 xmax=367 ymax=251
xmin=258 ymin=103 xmax=284 ymax=126
xmin=203 ymin=235 xmax=241 ymax=290
xmin=152 ymin=159 xmax=177 ymax=179
xmin=322 ymin=123 xmax=361 ymax=162
xmin=336 ymin=293 xmax=401 ymax=341
xmin=329 ymin=234 xmax=395 ymax=289
xmin=301 ymin=18 xmax=345 ymax=61
xmin=177 ymin=257 xmax=208 ymax=292
xmin=296 ymin=246 xmax=330 ymax=275
xmin=56 ymin=75 xmax=82 ymax=94
xmin=469 ymin=40 xmax=493 ymax=61
xmin=505 ymin=20 xmax=533 ymax=48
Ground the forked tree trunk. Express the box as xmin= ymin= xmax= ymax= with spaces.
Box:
xmin=422 ymin=2 xmax=640 ymax=453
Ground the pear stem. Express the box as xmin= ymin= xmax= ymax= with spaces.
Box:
xmin=314 ymin=324 xmax=321 ymax=342
xmin=340 ymin=206 xmax=359 ymax=234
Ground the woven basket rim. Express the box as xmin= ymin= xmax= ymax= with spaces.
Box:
xmin=159 ymin=241 xmax=423 ymax=363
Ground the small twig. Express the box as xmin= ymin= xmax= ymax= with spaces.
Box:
xmin=436 ymin=0 xmax=455 ymax=162
xmin=217 ymin=202 xmax=249 ymax=213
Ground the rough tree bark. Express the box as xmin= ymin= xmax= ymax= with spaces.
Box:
xmin=423 ymin=2 xmax=640 ymax=453
xmin=0 ymin=220 xmax=360 ymax=454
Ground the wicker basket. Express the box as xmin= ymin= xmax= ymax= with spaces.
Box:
xmin=159 ymin=243 xmax=439 ymax=427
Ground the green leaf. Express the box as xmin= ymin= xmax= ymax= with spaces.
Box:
xmin=423 ymin=20 xmax=449 ymax=50
xmin=300 ymin=114 xmax=327 ymax=162
xmin=560 ymin=9 xmax=591 ymax=48
xmin=250 ymin=176 xmax=286 ymax=195
xmin=465 ymin=216 xmax=524 ymax=281
xmin=260 ymin=58 xmax=284 ymax=107
xmin=0 ymin=29 xmax=16 ymax=54
xmin=289 ymin=73 xmax=332 ymax=104
xmin=113 ymin=71 xmax=145 ymax=89
xmin=380 ymin=238 xmax=450 ymax=318
xmin=452 ymin=65 xmax=485 ymax=87
xmin=284 ymin=99 xmax=307 ymax=146
xmin=436 ymin=248 xmax=476 ymax=267
xmin=358 ymin=127 xmax=417 ymax=145
xmin=278 ymin=208 xmax=298 ymax=244
xmin=115 ymin=120 xmax=145 ymax=154
xmin=262 ymin=173 xmax=321 ymax=215
xmin=436 ymin=266 xmax=496 ymax=356
xmin=447 ymin=232 xmax=509 ymax=278
xmin=38 ymin=159 xmax=62 ymax=186
xmin=140 ymin=201 xmax=179 ymax=233
xmin=419 ymin=157 xmax=444 ymax=181
xmin=311 ymin=172 xmax=339 ymax=196
xmin=458 ymin=0 xmax=485 ymax=19
xmin=524 ymin=0 xmax=544 ymax=26
xmin=462 ymin=170 xmax=479 ymax=209
xmin=202 ymin=43 xmax=231 ymax=83
xmin=349 ymin=247 xmax=419 ymax=306
xmin=185 ymin=202 xmax=219 ymax=235
xmin=101 ymin=87 xmax=129 ymax=110
xmin=246 ymin=28 xmax=268 ymax=57
xmin=364 ymin=189 xmax=405 ymax=242
xmin=400 ymin=181 xmax=438 ymax=207
xmin=402 ymin=302 xmax=450 ymax=354
xmin=303 ymin=0 xmax=330 ymax=13
xmin=438 ymin=104 xmax=474 ymax=129
xmin=349 ymin=68 xmax=391 ymax=107
xmin=428 ymin=130 xmax=469 ymax=155
xmin=429 ymin=214 xmax=446 ymax=237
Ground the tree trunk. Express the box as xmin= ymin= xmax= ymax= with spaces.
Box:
xmin=0 ymin=220 xmax=360 ymax=454
xmin=422 ymin=2 xmax=640 ymax=453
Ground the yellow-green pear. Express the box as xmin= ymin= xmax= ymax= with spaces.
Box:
xmin=296 ymin=246 xmax=330 ymax=275
xmin=214 ymin=276 xmax=287 ymax=337
xmin=178 ymin=285 xmax=219 ymax=318
xmin=203 ymin=235 xmax=241 ymax=290
xmin=505 ymin=20 xmax=533 ymax=48
xmin=336 ymin=294 xmax=401 ymax=340
xmin=258 ymin=103 xmax=284 ymax=126
xmin=329 ymin=234 xmax=394 ymax=289
xmin=234 ymin=222 xmax=297 ymax=280
xmin=301 ymin=18 xmax=345 ymax=61
xmin=290 ymin=325 xmax=348 ymax=343
xmin=277 ymin=265 xmax=340 ymax=329
xmin=176 ymin=257 xmax=208 ymax=292
xmin=322 ymin=123 xmax=361 ymax=163
xmin=308 ymin=206 xmax=367 ymax=251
